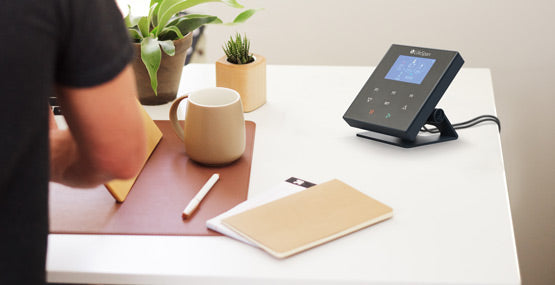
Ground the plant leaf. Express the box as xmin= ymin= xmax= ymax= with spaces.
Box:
xmin=159 ymin=40 xmax=176 ymax=56
xmin=128 ymin=28 xmax=143 ymax=41
xmin=151 ymin=26 xmax=159 ymax=36
xmin=173 ymin=15 xmax=219 ymax=37
xmin=161 ymin=15 xmax=220 ymax=40
xmin=157 ymin=0 xmax=244 ymax=35
xmin=141 ymin=37 xmax=162 ymax=95
xmin=124 ymin=5 xmax=142 ymax=28
xmin=232 ymin=8 xmax=260 ymax=24
xmin=138 ymin=16 xmax=150 ymax=37
xmin=147 ymin=2 xmax=159 ymax=30
xmin=185 ymin=13 xmax=223 ymax=24
xmin=221 ymin=0 xmax=244 ymax=8
xmin=150 ymin=0 xmax=163 ymax=6
xmin=209 ymin=18 xmax=224 ymax=24
xmin=159 ymin=26 xmax=185 ymax=40
xmin=150 ymin=0 xmax=163 ymax=26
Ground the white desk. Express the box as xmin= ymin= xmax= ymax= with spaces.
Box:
xmin=47 ymin=64 xmax=520 ymax=284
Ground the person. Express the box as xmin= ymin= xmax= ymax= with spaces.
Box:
xmin=0 ymin=1 xmax=147 ymax=283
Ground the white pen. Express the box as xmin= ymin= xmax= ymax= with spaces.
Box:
xmin=182 ymin=173 xmax=220 ymax=219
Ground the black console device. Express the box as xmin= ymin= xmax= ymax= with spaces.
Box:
xmin=343 ymin=44 xmax=464 ymax=148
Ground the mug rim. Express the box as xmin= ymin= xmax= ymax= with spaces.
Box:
xmin=188 ymin=87 xmax=240 ymax=108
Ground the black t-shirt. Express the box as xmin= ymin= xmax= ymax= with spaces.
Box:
xmin=0 ymin=1 xmax=133 ymax=283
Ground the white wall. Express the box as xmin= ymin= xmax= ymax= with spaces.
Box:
xmin=195 ymin=1 xmax=554 ymax=284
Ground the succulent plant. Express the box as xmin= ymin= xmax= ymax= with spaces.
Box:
xmin=223 ymin=33 xmax=255 ymax=64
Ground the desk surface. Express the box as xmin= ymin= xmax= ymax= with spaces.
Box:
xmin=47 ymin=64 xmax=520 ymax=285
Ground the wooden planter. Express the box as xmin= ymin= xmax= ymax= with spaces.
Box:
xmin=215 ymin=54 xmax=266 ymax=112
xmin=132 ymin=33 xmax=193 ymax=105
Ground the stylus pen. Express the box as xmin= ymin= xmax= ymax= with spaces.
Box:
xmin=182 ymin=173 xmax=220 ymax=219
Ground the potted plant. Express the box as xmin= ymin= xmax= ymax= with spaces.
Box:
xmin=125 ymin=0 xmax=258 ymax=105
xmin=216 ymin=33 xmax=266 ymax=112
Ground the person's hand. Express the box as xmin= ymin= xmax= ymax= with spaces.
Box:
xmin=49 ymin=106 xmax=58 ymax=131
xmin=49 ymin=65 xmax=146 ymax=188
xmin=49 ymin=127 xmax=77 ymax=185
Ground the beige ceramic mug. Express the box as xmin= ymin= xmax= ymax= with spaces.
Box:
xmin=169 ymin=87 xmax=246 ymax=165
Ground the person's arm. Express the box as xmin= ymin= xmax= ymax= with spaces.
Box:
xmin=50 ymin=65 xmax=146 ymax=188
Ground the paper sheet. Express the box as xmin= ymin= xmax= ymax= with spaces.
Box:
xmin=206 ymin=177 xmax=315 ymax=246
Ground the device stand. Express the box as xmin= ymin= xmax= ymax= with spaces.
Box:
xmin=357 ymin=109 xmax=458 ymax=148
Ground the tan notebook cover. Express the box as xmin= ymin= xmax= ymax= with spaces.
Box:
xmin=222 ymin=179 xmax=393 ymax=258
xmin=49 ymin=120 xmax=255 ymax=236
xmin=105 ymin=102 xmax=163 ymax=202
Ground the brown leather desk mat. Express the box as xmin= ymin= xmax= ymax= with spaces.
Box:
xmin=49 ymin=120 xmax=255 ymax=236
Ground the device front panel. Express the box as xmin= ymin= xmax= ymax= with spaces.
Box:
xmin=344 ymin=45 xmax=459 ymax=138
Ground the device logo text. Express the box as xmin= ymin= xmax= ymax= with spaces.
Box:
xmin=410 ymin=49 xmax=431 ymax=57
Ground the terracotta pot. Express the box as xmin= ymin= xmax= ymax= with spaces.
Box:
xmin=215 ymin=54 xmax=266 ymax=112
xmin=132 ymin=33 xmax=193 ymax=105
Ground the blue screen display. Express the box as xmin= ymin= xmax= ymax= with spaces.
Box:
xmin=385 ymin=55 xmax=436 ymax=84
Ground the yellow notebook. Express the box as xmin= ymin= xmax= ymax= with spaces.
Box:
xmin=222 ymin=179 xmax=393 ymax=258
xmin=104 ymin=102 xmax=163 ymax=202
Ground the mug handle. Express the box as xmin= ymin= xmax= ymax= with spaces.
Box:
xmin=169 ymin=95 xmax=189 ymax=142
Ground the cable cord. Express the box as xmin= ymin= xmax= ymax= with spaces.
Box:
xmin=420 ymin=115 xmax=501 ymax=134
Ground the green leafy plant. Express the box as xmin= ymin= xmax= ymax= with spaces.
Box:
xmin=223 ymin=33 xmax=255 ymax=64
xmin=125 ymin=0 xmax=258 ymax=95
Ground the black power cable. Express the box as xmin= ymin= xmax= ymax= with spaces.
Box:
xmin=421 ymin=115 xmax=501 ymax=134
